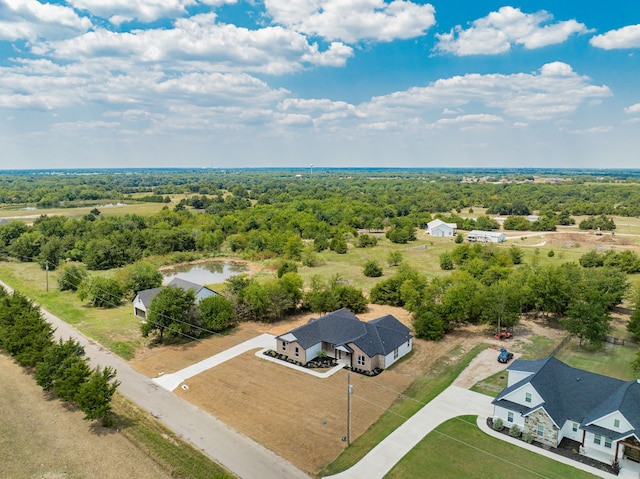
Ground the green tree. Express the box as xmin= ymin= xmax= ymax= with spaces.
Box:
xmin=413 ymin=308 xmax=445 ymax=341
xmin=77 ymin=276 xmax=123 ymax=308
xmin=439 ymin=252 xmax=454 ymax=270
xmin=363 ymin=260 xmax=383 ymax=277
xmin=120 ymin=261 xmax=163 ymax=299
xmin=329 ymin=236 xmax=348 ymax=254
xmin=76 ymin=366 xmax=120 ymax=422
xmin=198 ymin=295 xmax=236 ymax=333
xmin=83 ymin=238 xmax=125 ymax=270
xmin=503 ymin=216 xmax=531 ymax=231
xmin=627 ymin=287 xmax=640 ymax=341
xmin=387 ymin=251 xmax=403 ymax=266
xmin=57 ymin=263 xmax=88 ymax=291
xmin=142 ymin=286 xmax=197 ymax=342
xmin=35 ymin=338 xmax=86 ymax=393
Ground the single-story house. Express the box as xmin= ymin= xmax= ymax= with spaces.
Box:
xmin=133 ymin=278 xmax=219 ymax=319
xmin=493 ymin=356 xmax=640 ymax=467
xmin=467 ymin=230 xmax=506 ymax=243
xmin=275 ymin=308 xmax=412 ymax=372
xmin=426 ymin=219 xmax=457 ymax=237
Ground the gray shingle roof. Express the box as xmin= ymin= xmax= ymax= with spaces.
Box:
xmin=495 ymin=357 xmax=640 ymax=437
xmin=276 ymin=308 xmax=412 ymax=358
xmin=135 ymin=287 xmax=163 ymax=308
xmin=168 ymin=277 xmax=207 ymax=294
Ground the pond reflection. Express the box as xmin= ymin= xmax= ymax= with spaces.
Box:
xmin=162 ymin=261 xmax=248 ymax=285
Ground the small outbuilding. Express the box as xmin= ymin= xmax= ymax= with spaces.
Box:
xmin=133 ymin=278 xmax=219 ymax=319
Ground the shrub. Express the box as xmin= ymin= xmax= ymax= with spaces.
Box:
xmin=363 ymin=261 xmax=383 ymax=277
xmin=547 ymin=250 xmax=555 ymax=258
xmin=509 ymin=425 xmax=521 ymax=438
xmin=522 ymin=432 xmax=533 ymax=444
xmin=492 ymin=418 xmax=503 ymax=431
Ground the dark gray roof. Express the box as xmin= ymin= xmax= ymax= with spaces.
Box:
xmin=134 ymin=287 xmax=163 ymax=308
xmin=277 ymin=308 xmax=412 ymax=358
xmin=495 ymin=357 xmax=640 ymax=436
xmin=135 ymin=278 xmax=218 ymax=309
xmin=168 ymin=277 xmax=207 ymax=294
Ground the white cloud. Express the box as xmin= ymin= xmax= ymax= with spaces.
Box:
xmin=264 ymin=0 xmax=436 ymax=42
xmin=0 ymin=0 xmax=92 ymax=41
xmin=590 ymin=24 xmax=640 ymax=49
xmin=566 ymin=126 xmax=612 ymax=135
xmin=35 ymin=17 xmax=353 ymax=74
xmin=436 ymin=6 xmax=589 ymax=56
xmin=435 ymin=114 xmax=504 ymax=127
xmin=363 ymin=62 xmax=610 ymax=122
xmin=65 ymin=0 xmax=236 ymax=24
xmin=624 ymin=103 xmax=640 ymax=114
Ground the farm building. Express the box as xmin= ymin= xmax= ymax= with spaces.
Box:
xmin=426 ymin=219 xmax=457 ymax=237
xmin=467 ymin=230 xmax=506 ymax=243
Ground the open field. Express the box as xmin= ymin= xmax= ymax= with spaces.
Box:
xmin=0 ymin=354 xmax=170 ymax=479
xmin=385 ymin=416 xmax=597 ymax=479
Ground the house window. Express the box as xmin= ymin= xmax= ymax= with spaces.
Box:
xmin=357 ymin=355 xmax=365 ymax=366
xmin=572 ymin=423 xmax=578 ymax=432
xmin=537 ymin=424 xmax=544 ymax=437
xmin=594 ymin=434 xmax=601 ymax=445
xmin=604 ymin=437 xmax=612 ymax=449
xmin=525 ymin=392 xmax=532 ymax=403
xmin=614 ymin=419 xmax=620 ymax=428
xmin=394 ymin=348 xmax=399 ymax=360
xmin=281 ymin=341 xmax=287 ymax=351
xmin=507 ymin=412 xmax=514 ymax=423
xmin=294 ymin=347 xmax=299 ymax=357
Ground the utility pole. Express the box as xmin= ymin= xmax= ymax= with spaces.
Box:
xmin=45 ymin=260 xmax=49 ymax=292
xmin=347 ymin=371 xmax=353 ymax=445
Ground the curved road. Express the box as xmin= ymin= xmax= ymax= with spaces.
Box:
xmin=0 ymin=280 xmax=308 ymax=479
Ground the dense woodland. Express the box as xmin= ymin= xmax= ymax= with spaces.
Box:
xmin=1 ymin=169 xmax=639 ymax=351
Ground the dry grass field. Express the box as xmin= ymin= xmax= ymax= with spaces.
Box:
xmin=130 ymin=305 xmax=568 ymax=476
xmin=0 ymin=355 xmax=171 ymax=479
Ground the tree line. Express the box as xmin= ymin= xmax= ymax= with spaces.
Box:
xmin=0 ymin=286 xmax=120 ymax=424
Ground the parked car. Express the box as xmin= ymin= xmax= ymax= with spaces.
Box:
xmin=498 ymin=348 xmax=514 ymax=363
xmin=494 ymin=330 xmax=512 ymax=340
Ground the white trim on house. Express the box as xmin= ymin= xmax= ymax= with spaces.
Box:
xmin=426 ymin=219 xmax=457 ymax=237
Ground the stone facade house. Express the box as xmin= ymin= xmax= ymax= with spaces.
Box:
xmin=133 ymin=278 xmax=219 ymax=319
xmin=275 ymin=308 xmax=412 ymax=372
xmin=493 ymin=356 xmax=640 ymax=467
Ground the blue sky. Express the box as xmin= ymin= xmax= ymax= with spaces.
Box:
xmin=1 ymin=0 xmax=639 ymax=169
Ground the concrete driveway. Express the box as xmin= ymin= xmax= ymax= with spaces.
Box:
xmin=324 ymin=386 xmax=494 ymax=479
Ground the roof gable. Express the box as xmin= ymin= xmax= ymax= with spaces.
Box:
xmin=276 ymin=309 xmax=412 ymax=357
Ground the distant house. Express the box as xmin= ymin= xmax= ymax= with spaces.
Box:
xmin=493 ymin=357 xmax=640 ymax=467
xmin=426 ymin=219 xmax=457 ymax=237
xmin=0 ymin=218 xmax=8 ymax=225
xmin=275 ymin=308 xmax=412 ymax=373
xmin=467 ymin=230 xmax=506 ymax=243
xmin=527 ymin=215 xmax=540 ymax=222
xmin=133 ymin=278 xmax=219 ymax=319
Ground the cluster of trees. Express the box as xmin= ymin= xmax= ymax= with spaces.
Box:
xmin=579 ymin=249 xmax=640 ymax=273
xmin=0 ymin=287 xmax=120 ymax=423
xmin=372 ymin=246 xmax=628 ymax=346
xmin=579 ymin=215 xmax=616 ymax=231
xmin=57 ymin=261 xmax=163 ymax=308
xmin=140 ymin=271 xmax=368 ymax=343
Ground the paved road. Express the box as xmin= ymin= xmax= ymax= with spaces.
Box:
xmin=0 ymin=280 xmax=309 ymax=479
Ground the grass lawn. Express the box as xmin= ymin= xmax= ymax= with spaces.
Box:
xmin=0 ymin=260 xmax=144 ymax=360
xmin=320 ymin=343 xmax=487 ymax=477
xmin=112 ymin=395 xmax=233 ymax=479
xmin=555 ymin=338 xmax=639 ymax=381
xmin=470 ymin=370 xmax=509 ymax=398
xmin=385 ymin=415 xmax=598 ymax=479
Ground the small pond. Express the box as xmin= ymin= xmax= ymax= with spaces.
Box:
xmin=162 ymin=260 xmax=249 ymax=286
